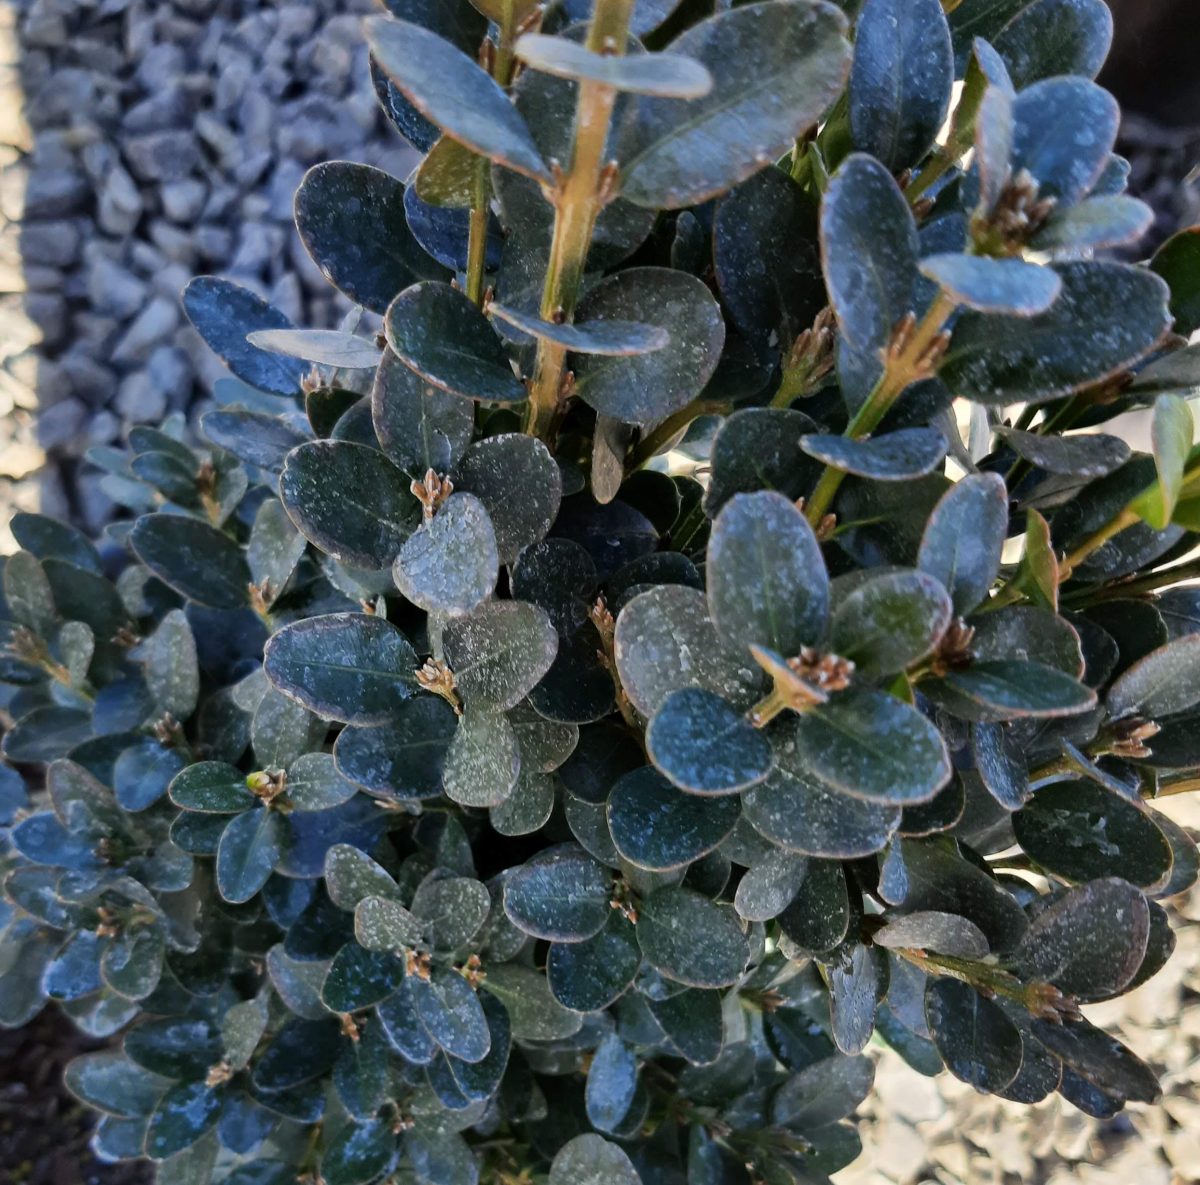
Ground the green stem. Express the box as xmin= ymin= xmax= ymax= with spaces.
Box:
xmin=628 ymin=399 xmax=729 ymax=471
xmin=804 ymin=290 xmax=958 ymax=526
xmin=1156 ymin=773 xmax=1200 ymax=798
xmin=524 ymin=0 xmax=635 ymax=439
xmin=1065 ymin=554 xmax=1200 ymax=606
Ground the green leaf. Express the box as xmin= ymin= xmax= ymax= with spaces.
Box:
xmin=405 ymin=1129 xmax=478 ymax=1185
xmin=202 ymin=407 xmax=310 ymax=473
xmin=1031 ymin=195 xmax=1154 ymax=252
xmin=482 ymin=963 xmax=583 ymax=1041
xmin=248 ymin=329 xmax=381 ymax=371
xmin=792 ymin=689 xmax=950 ymax=806
xmin=1011 ymin=77 xmax=1117 ymax=204
xmin=394 ymin=494 xmax=497 ymax=616
xmin=182 ymin=276 xmax=305 ymax=397
xmin=831 ymin=570 xmax=952 ymax=678
xmin=1012 ymin=780 xmax=1172 ymax=888
xmin=948 ymin=0 xmax=1112 ymax=88
xmin=925 ymin=977 xmax=1022 ymax=1094
xmin=216 ymin=808 xmax=282 ymax=904
xmin=849 ymin=0 xmax=952 ymax=172
xmin=648 ymin=988 xmax=724 ymax=1065
xmin=571 ymin=268 xmax=724 ymax=425
xmin=608 ymin=766 xmax=740 ymax=871
xmin=322 ymin=944 xmax=403 ymax=1013
xmin=334 ymin=697 xmax=458 ymax=800
xmin=1010 ymin=878 xmax=1148 ymax=1000
xmin=586 ymin=1032 xmax=639 ymax=1133
xmin=994 ymin=427 xmax=1129 ymax=478
xmin=130 ymin=515 xmax=250 ymax=610
xmin=504 ymin=847 xmax=612 ymax=942
xmin=549 ymin=1135 xmax=640 ymax=1185
xmin=778 ymin=858 xmax=850 ymax=955
xmin=704 ymin=407 xmax=824 ymax=516
xmin=874 ymin=911 xmax=989 ymax=959
xmin=1129 ymin=394 xmax=1194 ymax=530
xmin=453 ymin=434 xmax=562 ymax=565
xmin=800 ymin=427 xmax=947 ymax=482
xmin=324 ymin=843 xmax=397 ymax=910
xmin=365 ymin=17 xmax=549 ymax=183
xmin=919 ymin=255 xmax=1061 ymax=315
xmin=619 ymin=1 xmax=851 ymax=209
xmin=355 ymin=895 xmax=424 ymax=951
xmin=734 ymin=849 xmax=809 ymax=922
xmin=1150 ymin=225 xmax=1200 ymax=335
xmin=820 ymin=153 xmax=918 ymax=352
xmin=444 ymin=600 xmax=558 ymax=711
xmin=3 ymin=549 xmax=56 ymax=636
xmin=940 ymin=262 xmax=1171 ymax=406
xmin=917 ymin=473 xmax=1007 ymax=614
xmin=516 ymin=34 xmax=711 ymax=98
xmin=285 ymin=752 xmax=358 ymax=812
xmin=252 ymin=688 xmax=323 ymax=770
xmin=264 ymin=613 xmax=419 ymax=724
xmin=646 ymin=687 xmax=773 ymax=795
xmin=1107 ymin=633 xmax=1200 ymax=720
xmin=65 ymin=1052 xmax=170 ymax=1118
xmin=125 ymin=1018 xmax=222 ymax=1079
xmin=1030 ymin=1016 xmax=1160 ymax=1104
xmin=411 ymin=876 xmax=491 ymax=952
xmin=924 ymin=660 xmax=1097 ymax=722
xmin=222 ymin=996 xmax=269 ymax=1071
xmin=707 ymin=490 xmax=828 ymax=657
xmin=547 ymin=913 xmax=642 ymax=1011
xmin=280 ymin=441 xmax=418 ymax=570
xmin=10 ymin=512 xmax=101 ymax=575
xmin=295 ymin=161 xmax=446 ymax=315
xmin=772 ymin=1053 xmax=875 ymax=1129
xmin=146 ymin=1082 xmax=224 ymax=1160
xmin=371 ymin=349 xmax=475 ymax=481
xmin=636 ymin=887 xmax=750 ymax=987
xmin=247 ymin=499 xmax=307 ymax=604
xmin=142 ymin=609 xmax=199 ymax=719
xmin=743 ymin=727 xmax=900 ymax=857
xmin=385 ymin=282 xmax=524 ymax=405
xmin=322 ymin=1117 xmax=398 ymax=1185
xmin=443 ymin=704 xmax=520 ymax=808
xmin=488 ymin=302 xmax=668 ymax=356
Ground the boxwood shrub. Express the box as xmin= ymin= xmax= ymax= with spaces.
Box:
xmin=4 ymin=0 xmax=1200 ymax=1183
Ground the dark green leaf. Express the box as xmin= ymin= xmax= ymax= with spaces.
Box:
xmin=619 ymin=2 xmax=851 ymax=209
xmin=365 ymin=16 xmax=549 ymax=183
xmin=265 ymin=612 xmax=418 ymax=725
xmin=324 ymin=844 xmax=397 ymax=911
xmin=801 ymin=427 xmax=947 ymax=481
xmin=504 ymin=847 xmax=612 ymax=942
xmin=924 ymin=660 xmax=1097 ymax=722
xmin=1150 ymin=225 xmax=1200 ymax=335
xmin=393 ymin=494 xmax=497 ymax=616
xmin=874 ymin=911 xmax=989 ymax=958
xmin=772 ymin=1053 xmax=875 ymax=1129
xmin=820 ymin=153 xmax=918 ymax=352
xmin=334 ymin=697 xmax=458 ymax=800
xmin=648 ymin=988 xmax=725 ymax=1066
xmin=778 ymin=859 xmax=850 ymax=954
xmin=1029 ymin=1016 xmax=1160 ymax=1104
xmin=147 ymin=1083 xmax=224 ymax=1160
xmin=385 ymin=282 xmax=525 ymax=404
xmin=940 ymin=262 xmax=1171 ymax=406
xmin=285 ymin=752 xmax=358 ymax=812
xmin=831 ymin=570 xmax=952 ymax=677
xmin=412 ymin=876 xmax=491 ymax=952
xmin=646 ymin=688 xmax=773 ymax=795
xmin=481 ymin=963 xmax=583 ymax=1041
xmin=547 ymin=913 xmax=641 ymax=1011
xmin=703 ymin=407 xmax=823 ymax=516
xmin=65 ymin=1053 xmax=170 ymax=1119
xmin=322 ymin=1118 xmax=398 ymax=1185
xmin=586 ymin=1032 xmax=639 ymax=1132
xmin=443 ymin=704 xmax=520 ymax=807
xmin=489 ymin=302 xmax=668 ymax=356
xmin=515 ymin=34 xmax=711 ymax=97
xmin=849 ymin=0 xmax=952 ymax=172
xmin=280 ymin=441 xmax=418 ymax=570
xmin=829 ymin=943 xmax=886 ymax=1054
xmin=925 ymin=977 xmax=1022 ymax=1093
xmin=444 ymin=600 xmax=558 ymax=711
xmin=216 ymin=808 xmax=282 ymax=904
xmin=571 ymin=268 xmax=724 ymax=425
xmin=1031 ymin=195 xmax=1154 ymax=252
xmin=10 ymin=512 xmax=101 ymax=575
xmin=295 ymin=162 xmax=446 ymax=314
xmin=548 ymin=1135 xmax=640 ymax=1185
xmin=918 ymin=473 xmax=1007 ymax=614
xmin=994 ymin=427 xmax=1129 ymax=478
xmin=636 ymin=887 xmax=750 ymax=987
xmin=130 ymin=515 xmax=249 ymax=610
xmin=202 ymin=408 xmax=310 ymax=474
xmin=920 ymin=255 xmax=1060 ymax=315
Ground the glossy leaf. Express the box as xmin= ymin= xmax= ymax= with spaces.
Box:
xmin=549 ymin=1135 xmax=640 ymax=1185
xmin=920 ymin=255 xmax=1060 ymax=315
xmin=394 ymin=494 xmax=497 ymax=616
xmin=1107 ymin=633 xmax=1200 ymax=720
xmin=918 ymin=473 xmax=1007 ymax=614
xmin=831 ymin=570 xmax=952 ymax=677
xmin=443 ymin=704 xmax=520 ymax=808
xmin=488 ymin=303 xmax=667 ymax=356
xmin=216 ymin=808 xmax=282 ymax=904
xmin=516 ymin=35 xmax=711 ymax=98
xmin=925 ymin=977 xmax=1022 ymax=1094
xmin=504 ymin=847 xmax=612 ymax=942
xmin=130 ymin=515 xmax=250 ymax=610
xmin=800 ymin=427 xmax=947 ymax=482
xmin=444 ymin=600 xmax=558 ymax=711
xmin=1151 ymin=225 xmax=1200 ymax=335
xmin=636 ymin=887 xmax=750 ymax=988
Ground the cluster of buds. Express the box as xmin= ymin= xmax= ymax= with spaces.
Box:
xmin=152 ymin=711 xmax=187 ymax=749
xmin=972 ymin=168 xmax=1057 ymax=255
xmin=411 ymin=468 xmax=455 ymax=522
xmin=885 ymin=309 xmax=951 ymax=383
xmin=1024 ymin=980 xmax=1084 ymax=1024
xmin=781 ymin=306 xmax=837 ymax=396
xmin=416 ymin=657 xmax=461 ymax=714
xmin=404 ymin=947 xmax=433 ymax=981
xmin=609 ymin=878 xmax=639 ymax=924
xmin=788 ymin=646 xmax=855 ymax=694
xmin=246 ymin=767 xmax=288 ymax=805
xmin=458 ymin=953 xmax=486 ymax=988
xmin=926 ymin=618 xmax=976 ymax=678
xmin=1103 ymin=716 xmax=1161 ymax=760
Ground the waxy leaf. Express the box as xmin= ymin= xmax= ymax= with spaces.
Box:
xmin=444 ymin=601 xmax=558 ymax=711
xmin=800 ymin=428 xmax=947 ymax=481
xmin=734 ymin=849 xmax=809 ymax=923
xmin=821 ymin=154 xmax=918 ymax=352
xmin=874 ymin=911 xmax=989 ymax=959
xmin=202 ymin=408 xmax=310 ymax=474
xmin=924 ymin=660 xmax=1096 ymax=722
xmin=637 ymin=887 xmax=750 ymax=988
xmin=1130 ymin=394 xmax=1194 ymax=530
xmin=481 ymin=963 xmax=582 ymax=1041
xmin=708 ymin=490 xmax=828 ymax=657
xmin=849 ymin=0 xmax=953 ymax=172
xmin=247 ymin=330 xmax=381 ymax=371
xmin=1012 ymin=780 xmax=1172 ymax=888
xmin=216 ymin=808 xmax=282 ymax=904
xmin=394 ymin=494 xmax=497 ymax=616
xmin=831 ymin=570 xmax=952 ymax=677
xmin=925 ymin=978 xmax=1021 ymax=1094
xmin=940 ymin=262 xmax=1171 ymax=406
xmin=265 ymin=613 xmax=418 ymax=724
xmin=646 ymin=687 xmax=773 ymax=795
xmin=334 ymin=697 xmax=458 ymax=800
xmin=442 ymin=704 xmax=520 ymax=808
xmin=130 ymin=515 xmax=250 ymax=610
xmin=773 ymin=1053 xmax=875 ymax=1129
xmin=516 ymin=35 xmax=712 ymax=98
xmin=247 ymin=499 xmax=307 ymax=604
xmin=608 ymin=767 xmax=740 ymax=871
xmin=504 ymin=847 xmax=612 ymax=942
xmin=146 ymin=1082 xmax=224 ymax=1160
xmin=571 ymin=268 xmax=724 ymax=425
xmin=547 ymin=913 xmax=641 ymax=1012
xmin=1030 ymin=1016 xmax=1159 ymax=1104
xmin=168 ymin=762 xmax=251 ymax=814
xmin=619 ymin=1 xmax=852 ymax=209
xmin=372 ymin=350 xmax=475 ymax=481
xmin=366 ymin=17 xmax=550 ymax=183
xmin=1151 ymin=225 xmax=1200 ymax=335
xmin=488 ymin=303 xmax=668 ymax=356
xmin=792 ymin=689 xmax=950 ymax=806
xmin=1107 ymin=634 xmax=1200 ymax=720
xmin=549 ymin=1135 xmax=640 ymax=1185
xmin=182 ymin=277 xmax=305 ymax=397
xmin=1031 ymin=195 xmax=1154 ymax=252
xmin=321 ymin=1117 xmax=398 ymax=1185
xmin=386 ymin=282 xmax=525 ymax=404
xmin=295 ymin=161 xmax=446 ymax=314
xmin=919 ymin=256 xmax=1061 ymax=315
xmin=280 ymin=441 xmax=417 ymax=570
xmin=586 ymin=1032 xmax=639 ymax=1132
xmin=995 ymin=427 xmax=1129 ymax=478
xmin=918 ymin=473 xmax=1007 ymax=615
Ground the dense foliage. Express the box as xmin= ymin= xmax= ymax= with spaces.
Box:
xmin=4 ymin=0 xmax=1200 ymax=1182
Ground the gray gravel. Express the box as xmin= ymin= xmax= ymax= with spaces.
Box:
xmin=0 ymin=0 xmax=416 ymax=546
